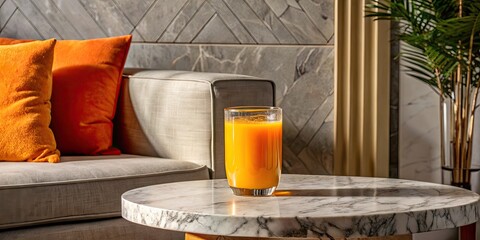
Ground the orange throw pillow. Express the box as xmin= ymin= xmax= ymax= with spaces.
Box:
xmin=0 ymin=36 xmax=132 ymax=155
xmin=0 ymin=39 xmax=60 ymax=162
xmin=51 ymin=36 xmax=132 ymax=155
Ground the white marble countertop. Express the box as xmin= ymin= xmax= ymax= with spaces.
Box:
xmin=122 ymin=174 xmax=479 ymax=238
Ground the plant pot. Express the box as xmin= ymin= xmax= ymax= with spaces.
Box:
xmin=440 ymin=98 xmax=476 ymax=189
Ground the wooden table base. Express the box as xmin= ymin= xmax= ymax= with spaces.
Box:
xmin=460 ymin=223 xmax=476 ymax=240
xmin=185 ymin=233 xmax=412 ymax=240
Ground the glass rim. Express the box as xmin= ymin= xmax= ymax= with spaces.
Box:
xmin=224 ymin=106 xmax=281 ymax=112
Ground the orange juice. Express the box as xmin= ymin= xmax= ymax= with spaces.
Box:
xmin=224 ymin=119 xmax=282 ymax=189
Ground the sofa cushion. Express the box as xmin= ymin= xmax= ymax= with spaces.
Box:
xmin=50 ymin=36 xmax=132 ymax=155
xmin=0 ymin=155 xmax=209 ymax=229
xmin=0 ymin=39 xmax=60 ymax=163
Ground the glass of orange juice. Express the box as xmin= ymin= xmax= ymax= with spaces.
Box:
xmin=224 ymin=106 xmax=282 ymax=196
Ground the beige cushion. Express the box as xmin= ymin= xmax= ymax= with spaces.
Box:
xmin=0 ymin=155 xmax=209 ymax=229
xmin=115 ymin=70 xmax=275 ymax=178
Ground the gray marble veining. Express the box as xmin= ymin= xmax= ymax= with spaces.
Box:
xmin=122 ymin=174 xmax=480 ymax=238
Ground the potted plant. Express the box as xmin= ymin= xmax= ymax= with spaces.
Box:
xmin=366 ymin=0 xmax=480 ymax=189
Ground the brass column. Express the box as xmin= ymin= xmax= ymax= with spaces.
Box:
xmin=334 ymin=0 xmax=391 ymax=177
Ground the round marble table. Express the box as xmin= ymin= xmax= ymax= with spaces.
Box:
xmin=122 ymin=174 xmax=479 ymax=239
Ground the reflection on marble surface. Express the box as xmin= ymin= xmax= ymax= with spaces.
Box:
xmin=126 ymin=44 xmax=335 ymax=175
xmin=122 ymin=175 xmax=480 ymax=238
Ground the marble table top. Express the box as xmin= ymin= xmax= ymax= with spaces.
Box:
xmin=122 ymin=174 xmax=480 ymax=239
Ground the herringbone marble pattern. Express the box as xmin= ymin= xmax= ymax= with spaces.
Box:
xmin=0 ymin=0 xmax=333 ymax=44
xmin=0 ymin=0 xmax=335 ymax=175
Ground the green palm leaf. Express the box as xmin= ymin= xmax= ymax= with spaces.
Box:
xmin=366 ymin=0 xmax=480 ymax=95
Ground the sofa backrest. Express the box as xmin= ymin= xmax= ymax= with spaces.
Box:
xmin=113 ymin=71 xmax=213 ymax=168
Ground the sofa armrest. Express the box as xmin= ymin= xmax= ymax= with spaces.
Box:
xmin=114 ymin=69 xmax=275 ymax=179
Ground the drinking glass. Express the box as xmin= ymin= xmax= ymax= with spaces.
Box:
xmin=224 ymin=106 xmax=282 ymax=196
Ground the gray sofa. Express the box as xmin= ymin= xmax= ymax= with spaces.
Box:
xmin=0 ymin=69 xmax=275 ymax=240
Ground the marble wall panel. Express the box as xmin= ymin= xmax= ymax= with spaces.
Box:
xmin=136 ymin=0 xmax=188 ymax=41
xmin=0 ymin=0 xmax=15 ymax=30
xmin=126 ymin=44 xmax=335 ymax=174
xmin=175 ymin=2 xmax=216 ymax=43
xmin=0 ymin=0 xmax=334 ymax=45
xmin=399 ymin=69 xmax=442 ymax=184
xmin=12 ymin=0 xmax=61 ymax=39
xmin=223 ymin=0 xmax=278 ymax=44
xmin=78 ymin=0 xmax=134 ymax=37
xmin=0 ymin=8 xmax=41 ymax=39
xmin=192 ymin=45 xmax=297 ymax=103
xmin=158 ymin=0 xmax=204 ymax=42
xmin=245 ymin=0 xmax=297 ymax=44
xmin=126 ymin=44 xmax=201 ymax=71
xmin=267 ymin=0 xmax=329 ymax=44
xmin=113 ymin=0 xmax=155 ymax=26
xmin=0 ymin=0 xmax=335 ymax=175
xmin=206 ymin=0 xmax=256 ymax=44
xmin=298 ymin=0 xmax=334 ymax=43
xmin=192 ymin=14 xmax=239 ymax=43
xmin=51 ymin=0 xmax=107 ymax=39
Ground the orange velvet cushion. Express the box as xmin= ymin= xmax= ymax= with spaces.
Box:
xmin=0 ymin=36 xmax=132 ymax=155
xmin=51 ymin=36 xmax=132 ymax=155
xmin=0 ymin=39 xmax=60 ymax=162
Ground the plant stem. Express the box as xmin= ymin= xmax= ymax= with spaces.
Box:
xmin=466 ymin=87 xmax=479 ymax=184
xmin=469 ymin=88 xmax=479 ymax=146
xmin=453 ymin=0 xmax=465 ymax=185
xmin=459 ymin=0 xmax=463 ymax=17
xmin=437 ymin=68 xmax=446 ymax=169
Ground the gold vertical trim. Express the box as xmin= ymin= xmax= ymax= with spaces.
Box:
xmin=334 ymin=0 xmax=390 ymax=177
